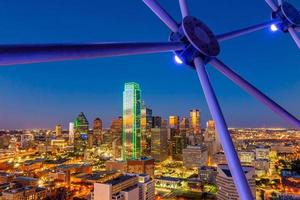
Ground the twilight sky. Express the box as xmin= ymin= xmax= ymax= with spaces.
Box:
xmin=0 ymin=0 xmax=300 ymax=129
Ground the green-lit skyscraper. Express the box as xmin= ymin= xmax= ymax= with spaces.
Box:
xmin=122 ymin=82 xmax=141 ymax=160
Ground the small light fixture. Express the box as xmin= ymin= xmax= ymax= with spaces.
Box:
xmin=270 ymin=24 xmax=278 ymax=32
xmin=174 ymin=55 xmax=183 ymax=64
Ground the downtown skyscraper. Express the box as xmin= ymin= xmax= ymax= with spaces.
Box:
xmin=190 ymin=109 xmax=201 ymax=135
xmin=122 ymin=82 xmax=142 ymax=160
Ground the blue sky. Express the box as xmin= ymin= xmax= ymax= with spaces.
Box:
xmin=0 ymin=0 xmax=300 ymax=129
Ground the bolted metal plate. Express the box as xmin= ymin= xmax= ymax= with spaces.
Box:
xmin=182 ymin=16 xmax=220 ymax=57
xmin=281 ymin=2 xmax=300 ymax=25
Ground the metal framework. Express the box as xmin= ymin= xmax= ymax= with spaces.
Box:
xmin=1 ymin=0 xmax=300 ymax=199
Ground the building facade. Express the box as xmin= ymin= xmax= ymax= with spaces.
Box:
xmin=216 ymin=164 xmax=256 ymax=200
xmin=183 ymin=145 xmax=208 ymax=168
xmin=122 ymin=83 xmax=142 ymax=160
xmin=189 ymin=109 xmax=201 ymax=135
xmin=151 ymin=127 xmax=168 ymax=162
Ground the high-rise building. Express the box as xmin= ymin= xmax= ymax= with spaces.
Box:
xmin=55 ymin=124 xmax=62 ymax=137
xmin=93 ymin=118 xmax=102 ymax=132
xmin=204 ymin=120 xmax=221 ymax=165
xmin=69 ymin=122 xmax=75 ymax=145
xmin=93 ymin=118 xmax=103 ymax=145
xmin=93 ymin=174 xmax=154 ymax=200
xmin=111 ymin=117 xmax=123 ymax=139
xmin=169 ymin=116 xmax=180 ymax=129
xmin=183 ymin=145 xmax=208 ymax=168
xmin=151 ymin=127 xmax=168 ymax=162
xmin=122 ymin=82 xmax=142 ymax=160
xmin=152 ymin=116 xmax=162 ymax=128
xmin=141 ymin=104 xmax=152 ymax=133
xmin=205 ymin=120 xmax=216 ymax=141
xmin=74 ymin=112 xmax=89 ymax=153
xmin=189 ymin=109 xmax=201 ymax=135
xmin=141 ymin=104 xmax=152 ymax=155
xmin=179 ymin=117 xmax=189 ymax=135
xmin=216 ymin=164 xmax=256 ymax=200
xmin=75 ymin=112 xmax=89 ymax=136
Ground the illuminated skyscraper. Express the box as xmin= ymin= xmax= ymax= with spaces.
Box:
xmin=169 ymin=116 xmax=180 ymax=129
xmin=55 ymin=124 xmax=62 ymax=137
xmin=151 ymin=124 xmax=168 ymax=162
xmin=93 ymin=118 xmax=103 ymax=145
xmin=111 ymin=117 xmax=123 ymax=138
xmin=189 ymin=109 xmax=201 ymax=135
xmin=122 ymin=82 xmax=142 ymax=160
xmin=74 ymin=112 xmax=89 ymax=153
xmin=141 ymin=104 xmax=152 ymax=155
xmin=180 ymin=117 xmax=189 ymax=130
xmin=75 ymin=112 xmax=89 ymax=136
xmin=69 ymin=122 xmax=75 ymax=145
xmin=141 ymin=104 xmax=152 ymax=133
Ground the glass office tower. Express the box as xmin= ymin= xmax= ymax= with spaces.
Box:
xmin=122 ymin=82 xmax=141 ymax=160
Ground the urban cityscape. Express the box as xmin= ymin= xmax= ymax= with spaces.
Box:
xmin=0 ymin=82 xmax=299 ymax=200
xmin=1 ymin=0 xmax=300 ymax=200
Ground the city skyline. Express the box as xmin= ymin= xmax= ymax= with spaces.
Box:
xmin=1 ymin=79 xmax=300 ymax=130
xmin=1 ymin=0 xmax=300 ymax=130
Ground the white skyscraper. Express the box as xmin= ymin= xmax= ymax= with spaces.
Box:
xmin=69 ymin=122 xmax=75 ymax=145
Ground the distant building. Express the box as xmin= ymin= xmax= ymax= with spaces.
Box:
xmin=255 ymin=146 xmax=270 ymax=160
xmin=93 ymin=118 xmax=103 ymax=145
xmin=93 ymin=174 xmax=154 ymax=200
xmin=69 ymin=122 xmax=75 ymax=145
xmin=255 ymin=159 xmax=270 ymax=177
xmin=189 ymin=109 xmax=201 ymax=135
xmin=75 ymin=112 xmax=89 ymax=135
xmin=238 ymin=151 xmax=255 ymax=165
xmin=151 ymin=127 xmax=168 ymax=162
xmin=183 ymin=145 xmax=208 ymax=168
xmin=169 ymin=116 xmax=180 ymax=129
xmin=141 ymin=104 xmax=152 ymax=155
xmin=122 ymin=82 xmax=142 ymax=161
xmin=50 ymin=139 xmax=67 ymax=148
xmin=216 ymin=164 xmax=256 ymax=200
xmin=74 ymin=112 xmax=89 ymax=153
xmin=141 ymin=105 xmax=152 ymax=133
xmin=204 ymin=120 xmax=220 ymax=153
xmin=152 ymin=116 xmax=162 ymax=128
xmin=111 ymin=117 xmax=123 ymax=139
xmin=55 ymin=124 xmax=62 ymax=137
xmin=179 ymin=117 xmax=189 ymax=136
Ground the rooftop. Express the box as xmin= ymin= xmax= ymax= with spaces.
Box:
xmin=105 ymin=175 xmax=135 ymax=186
